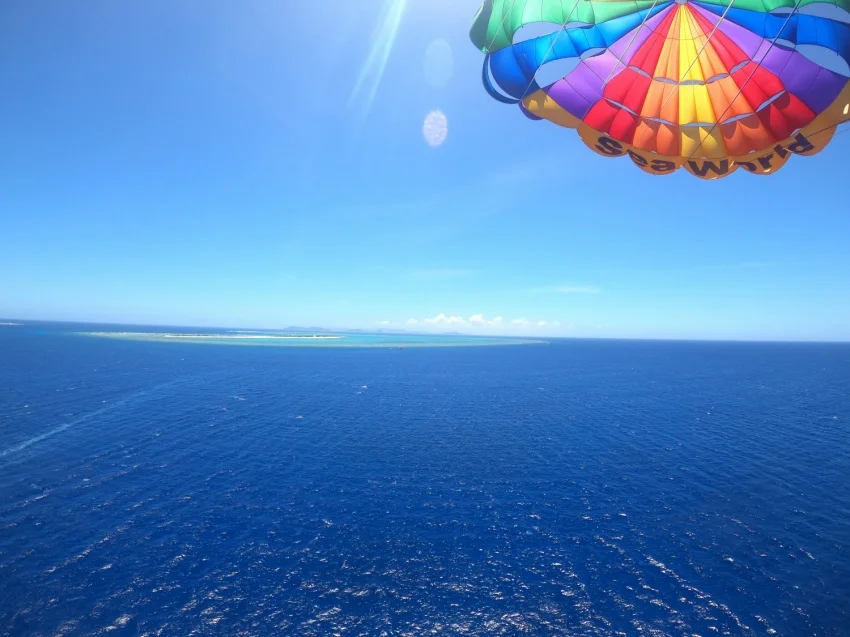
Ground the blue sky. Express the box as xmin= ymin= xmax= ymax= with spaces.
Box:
xmin=1 ymin=0 xmax=849 ymax=341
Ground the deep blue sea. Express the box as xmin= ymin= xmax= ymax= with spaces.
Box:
xmin=2 ymin=324 xmax=849 ymax=636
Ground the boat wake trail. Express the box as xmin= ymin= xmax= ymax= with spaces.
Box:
xmin=1 ymin=379 xmax=186 ymax=460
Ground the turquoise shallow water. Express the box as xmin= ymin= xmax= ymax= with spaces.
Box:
xmin=81 ymin=329 xmax=543 ymax=348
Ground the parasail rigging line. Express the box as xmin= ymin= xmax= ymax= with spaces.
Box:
xmin=633 ymin=0 xmax=739 ymax=149
xmin=685 ymin=0 xmax=804 ymax=161
xmin=486 ymin=0 xmax=521 ymax=52
xmin=599 ymin=0 xmax=665 ymax=88
xmin=733 ymin=118 xmax=850 ymax=170
xmin=517 ymin=0 xmax=666 ymax=97
xmin=516 ymin=0 xmax=586 ymax=101
xmin=469 ymin=0 xmax=850 ymax=177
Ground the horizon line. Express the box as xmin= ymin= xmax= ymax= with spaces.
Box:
xmin=2 ymin=317 xmax=849 ymax=346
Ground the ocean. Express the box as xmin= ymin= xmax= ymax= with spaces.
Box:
xmin=1 ymin=323 xmax=848 ymax=636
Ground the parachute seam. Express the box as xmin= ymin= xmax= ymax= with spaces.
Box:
xmin=600 ymin=0 xmax=666 ymax=88
xmin=633 ymin=0 xmax=738 ymax=152
xmin=480 ymin=0 xmax=520 ymax=102
xmin=623 ymin=118 xmax=848 ymax=175
xmin=516 ymin=0 xmax=585 ymax=100
xmin=486 ymin=0 xmax=520 ymax=52
xmin=685 ymin=0 xmax=805 ymax=161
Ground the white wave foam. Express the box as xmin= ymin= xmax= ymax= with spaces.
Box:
xmin=0 ymin=379 xmax=183 ymax=459
xmin=647 ymin=554 xmax=749 ymax=630
xmin=1 ymin=420 xmax=78 ymax=458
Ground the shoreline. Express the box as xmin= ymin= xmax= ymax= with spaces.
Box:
xmin=79 ymin=331 xmax=545 ymax=348
xmin=86 ymin=332 xmax=343 ymax=340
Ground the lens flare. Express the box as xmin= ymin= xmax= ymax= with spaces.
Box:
xmin=423 ymin=111 xmax=448 ymax=147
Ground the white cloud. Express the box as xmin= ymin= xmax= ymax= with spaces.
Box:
xmin=406 ymin=314 xmax=565 ymax=334
xmin=424 ymin=313 xmax=466 ymax=326
xmin=379 ymin=320 xmax=391 ymax=325
xmin=422 ymin=313 xmax=502 ymax=328
xmin=469 ymin=314 xmax=503 ymax=327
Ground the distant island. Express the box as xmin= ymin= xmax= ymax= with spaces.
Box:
xmin=78 ymin=329 xmax=544 ymax=348
xmin=163 ymin=333 xmax=341 ymax=340
xmin=4 ymin=320 xmax=525 ymax=341
xmin=88 ymin=332 xmax=343 ymax=341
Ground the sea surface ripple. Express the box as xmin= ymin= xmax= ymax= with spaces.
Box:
xmin=1 ymin=325 xmax=848 ymax=635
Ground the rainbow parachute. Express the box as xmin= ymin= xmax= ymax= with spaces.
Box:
xmin=470 ymin=0 xmax=850 ymax=178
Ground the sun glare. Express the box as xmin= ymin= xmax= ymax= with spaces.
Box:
xmin=348 ymin=0 xmax=409 ymax=118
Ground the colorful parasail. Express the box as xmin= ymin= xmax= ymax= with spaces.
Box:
xmin=470 ymin=0 xmax=850 ymax=179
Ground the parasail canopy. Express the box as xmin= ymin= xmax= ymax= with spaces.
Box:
xmin=470 ymin=0 xmax=850 ymax=178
